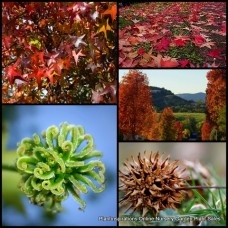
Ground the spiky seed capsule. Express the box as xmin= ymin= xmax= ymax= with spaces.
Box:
xmin=119 ymin=151 xmax=188 ymax=217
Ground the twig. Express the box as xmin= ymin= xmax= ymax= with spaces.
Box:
xmin=176 ymin=186 xmax=226 ymax=190
xmin=2 ymin=164 xmax=17 ymax=172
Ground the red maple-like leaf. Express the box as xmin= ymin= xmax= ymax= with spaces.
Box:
xmin=192 ymin=35 xmax=204 ymax=46
xmin=156 ymin=37 xmax=171 ymax=51
xmin=137 ymin=47 xmax=146 ymax=56
xmin=173 ymin=39 xmax=186 ymax=47
xmin=5 ymin=57 xmax=25 ymax=84
xmin=102 ymin=4 xmax=117 ymax=21
xmin=207 ymin=48 xmax=223 ymax=59
xmin=179 ymin=59 xmax=189 ymax=67
xmin=161 ymin=58 xmax=179 ymax=68
xmin=72 ymin=49 xmax=86 ymax=65
xmin=28 ymin=68 xmax=46 ymax=89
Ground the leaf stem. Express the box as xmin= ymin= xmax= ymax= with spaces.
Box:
xmin=2 ymin=164 xmax=17 ymax=172
xmin=176 ymin=186 xmax=226 ymax=190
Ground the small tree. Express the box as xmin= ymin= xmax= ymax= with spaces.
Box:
xmin=119 ymin=70 xmax=153 ymax=140
xmin=159 ymin=107 xmax=176 ymax=140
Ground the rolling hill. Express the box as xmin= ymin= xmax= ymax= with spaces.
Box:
xmin=150 ymin=86 xmax=206 ymax=112
xmin=175 ymin=92 xmax=206 ymax=102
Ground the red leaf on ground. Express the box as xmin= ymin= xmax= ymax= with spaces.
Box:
xmin=192 ymin=35 xmax=204 ymax=46
xmin=207 ymin=48 xmax=223 ymax=59
xmin=156 ymin=37 xmax=171 ymax=51
xmin=161 ymin=57 xmax=179 ymax=68
xmin=173 ymin=39 xmax=186 ymax=47
xmin=179 ymin=59 xmax=189 ymax=67
xmin=137 ymin=47 xmax=146 ymax=56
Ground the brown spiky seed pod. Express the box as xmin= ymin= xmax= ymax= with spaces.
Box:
xmin=119 ymin=151 xmax=188 ymax=217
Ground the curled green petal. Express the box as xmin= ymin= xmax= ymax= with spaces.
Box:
xmin=51 ymin=184 xmax=65 ymax=195
xmin=33 ymin=133 xmax=42 ymax=145
xmin=86 ymin=171 xmax=105 ymax=184
xmin=31 ymin=176 xmax=42 ymax=191
xmin=17 ymin=157 xmax=38 ymax=173
xmin=58 ymin=122 xmax=69 ymax=147
xmin=34 ymin=167 xmax=55 ymax=180
xmin=46 ymin=125 xmax=59 ymax=148
xmin=61 ymin=141 xmax=73 ymax=161
xmin=82 ymin=150 xmax=103 ymax=160
xmin=74 ymin=173 xmax=105 ymax=193
xmin=65 ymin=160 xmax=85 ymax=167
xmin=47 ymin=149 xmax=65 ymax=173
xmin=16 ymin=145 xmax=27 ymax=157
xmin=69 ymin=176 xmax=88 ymax=194
xmin=67 ymin=183 xmax=86 ymax=211
xmin=77 ymin=161 xmax=105 ymax=173
xmin=42 ymin=175 xmax=64 ymax=190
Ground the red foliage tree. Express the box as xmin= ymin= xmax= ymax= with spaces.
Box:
xmin=141 ymin=107 xmax=160 ymax=140
xmin=2 ymin=2 xmax=117 ymax=103
xmin=174 ymin=121 xmax=183 ymax=141
xmin=206 ymin=69 xmax=226 ymax=123
xmin=201 ymin=118 xmax=214 ymax=140
xmin=119 ymin=70 xmax=153 ymax=140
xmin=202 ymin=69 xmax=226 ymax=140
xmin=159 ymin=107 xmax=176 ymax=140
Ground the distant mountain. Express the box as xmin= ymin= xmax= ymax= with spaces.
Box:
xmin=175 ymin=93 xmax=206 ymax=102
xmin=150 ymin=86 xmax=206 ymax=112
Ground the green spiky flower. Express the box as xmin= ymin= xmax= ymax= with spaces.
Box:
xmin=16 ymin=122 xmax=105 ymax=213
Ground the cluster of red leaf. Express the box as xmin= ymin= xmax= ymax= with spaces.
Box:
xmin=119 ymin=2 xmax=226 ymax=68
xmin=2 ymin=2 xmax=117 ymax=103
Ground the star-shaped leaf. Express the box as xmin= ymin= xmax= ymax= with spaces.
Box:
xmin=102 ymin=4 xmax=117 ymax=21
xmin=97 ymin=19 xmax=113 ymax=40
xmin=74 ymin=34 xmax=87 ymax=48
xmin=207 ymin=48 xmax=223 ymax=59
xmin=72 ymin=49 xmax=86 ymax=65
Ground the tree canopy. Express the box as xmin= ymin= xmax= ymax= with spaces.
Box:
xmin=2 ymin=2 xmax=117 ymax=103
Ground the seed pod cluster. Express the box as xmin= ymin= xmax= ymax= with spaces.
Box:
xmin=16 ymin=122 xmax=105 ymax=213
xmin=119 ymin=151 xmax=188 ymax=217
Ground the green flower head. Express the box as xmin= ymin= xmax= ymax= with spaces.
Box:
xmin=16 ymin=122 xmax=105 ymax=213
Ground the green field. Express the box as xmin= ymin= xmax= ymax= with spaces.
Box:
xmin=174 ymin=112 xmax=206 ymax=122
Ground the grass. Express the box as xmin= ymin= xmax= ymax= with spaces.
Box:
xmin=119 ymin=17 xmax=134 ymax=30
xmin=174 ymin=113 xmax=205 ymax=123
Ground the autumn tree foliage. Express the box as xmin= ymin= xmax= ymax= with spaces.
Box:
xmin=206 ymin=69 xmax=226 ymax=123
xmin=174 ymin=121 xmax=183 ymax=141
xmin=201 ymin=118 xmax=214 ymax=140
xmin=202 ymin=69 xmax=226 ymax=140
xmin=141 ymin=107 xmax=160 ymax=140
xmin=159 ymin=107 xmax=176 ymax=140
xmin=2 ymin=2 xmax=117 ymax=103
xmin=119 ymin=70 xmax=153 ymax=140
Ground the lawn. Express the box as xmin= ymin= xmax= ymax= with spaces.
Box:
xmin=119 ymin=2 xmax=226 ymax=68
xmin=174 ymin=112 xmax=206 ymax=123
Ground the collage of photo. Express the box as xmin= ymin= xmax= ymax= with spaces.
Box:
xmin=2 ymin=1 xmax=226 ymax=227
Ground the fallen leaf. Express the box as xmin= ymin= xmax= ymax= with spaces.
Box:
xmin=207 ymin=48 xmax=223 ymax=59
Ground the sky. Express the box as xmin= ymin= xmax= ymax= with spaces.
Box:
xmin=119 ymin=69 xmax=210 ymax=94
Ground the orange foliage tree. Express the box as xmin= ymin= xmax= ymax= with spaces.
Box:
xmin=206 ymin=69 xmax=226 ymax=123
xmin=119 ymin=70 xmax=153 ymax=140
xmin=174 ymin=121 xmax=183 ymax=141
xmin=201 ymin=118 xmax=214 ymax=140
xmin=2 ymin=2 xmax=117 ymax=103
xmin=202 ymin=69 xmax=226 ymax=140
xmin=159 ymin=107 xmax=176 ymax=140
xmin=141 ymin=107 xmax=160 ymax=140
